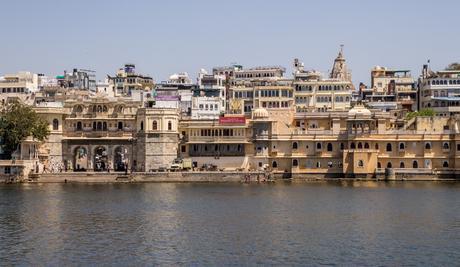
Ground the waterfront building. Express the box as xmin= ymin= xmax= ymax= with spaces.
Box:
xmin=136 ymin=106 xmax=180 ymax=171
xmin=247 ymin=104 xmax=460 ymax=178
xmin=293 ymin=49 xmax=354 ymax=112
xmin=107 ymin=64 xmax=154 ymax=96
xmin=419 ymin=64 xmax=460 ymax=116
xmin=179 ymin=114 xmax=253 ymax=170
xmin=4 ymin=56 xmax=460 ymax=181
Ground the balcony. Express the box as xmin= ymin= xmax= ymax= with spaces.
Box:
xmin=187 ymin=136 xmax=250 ymax=143
xmin=64 ymin=130 xmax=133 ymax=138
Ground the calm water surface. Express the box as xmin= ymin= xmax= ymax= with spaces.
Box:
xmin=0 ymin=181 xmax=459 ymax=266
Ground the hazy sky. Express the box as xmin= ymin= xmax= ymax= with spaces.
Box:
xmin=1 ymin=0 xmax=459 ymax=86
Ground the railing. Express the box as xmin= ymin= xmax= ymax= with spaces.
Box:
xmin=35 ymin=102 xmax=63 ymax=108
xmin=188 ymin=136 xmax=250 ymax=142
xmin=64 ymin=131 xmax=133 ymax=138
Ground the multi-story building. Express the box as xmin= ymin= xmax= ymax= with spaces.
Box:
xmin=229 ymin=66 xmax=286 ymax=116
xmin=419 ymin=64 xmax=460 ymax=116
xmin=191 ymin=70 xmax=226 ymax=119
xmin=0 ymin=71 xmax=39 ymax=94
xmin=5 ymin=56 xmax=460 ymax=181
xmin=248 ymin=105 xmax=460 ymax=178
xmin=154 ymin=72 xmax=196 ymax=116
xmin=179 ymin=115 xmax=253 ymax=170
xmin=293 ymin=49 xmax=354 ymax=112
xmin=107 ymin=64 xmax=154 ymax=96
xmin=56 ymin=68 xmax=97 ymax=91
xmin=361 ymin=66 xmax=417 ymax=112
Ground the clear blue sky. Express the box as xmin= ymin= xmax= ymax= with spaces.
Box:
xmin=1 ymin=0 xmax=459 ymax=86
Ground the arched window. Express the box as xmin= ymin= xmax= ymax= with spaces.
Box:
xmin=103 ymin=122 xmax=107 ymax=131
xmin=340 ymin=143 xmax=345 ymax=150
xmin=350 ymin=142 xmax=356 ymax=149
xmin=443 ymin=142 xmax=450 ymax=150
xmin=272 ymin=161 xmax=278 ymax=168
xmin=76 ymin=121 xmax=82 ymax=131
xmin=399 ymin=143 xmax=405 ymax=150
xmin=327 ymin=143 xmax=333 ymax=152
xmin=316 ymin=143 xmax=322 ymax=150
xmin=92 ymin=122 xmax=96 ymax=130
xmin=168 ymin=121 xmax=172 ymax=131
xmin=358 ymin=160 xmax=364 ymax=167
xmin=103 ymin=105 xmax=108 ymax=112
xmin=292 ymin=142 xmax=298 ymax=150
xmin=292 ymin=159 xmax=298 ymax=167
xmin=425 ymin=142 xmax=431 ymax=150
xmin=140 ymin=121 xmax=144 ymax=131
xmin=118 ymin=121 xmax=123 ymax=130
xmin=96 ymin=122 xmax=102 ymax=131
xmin=377 ymin=162 xmax=381 ymax=168
xmin=400 ymin=162 xmax=405 ymax=168
xmin=375 ymin=143 xmax=379 ymax=150
xmin=52 ymin=119 xmax=59 ymax=130
xmin=413 ymin=161 xmax=418 ymax=168
xmin=358 ymin=142 xmax=363 ymax=149
xmin=387 ymin=162 xmax=392 ymax=168
xmin=386 ymin=143 xmax=392 ymax=152
xmin=443 ymin=161 xmax=449 ymax=168
xmin=364 ymin=143 xmax=369 ymax=149
xmin=152 ymin=120 xmax=158 ymax=130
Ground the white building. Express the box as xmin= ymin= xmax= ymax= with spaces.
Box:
xmin=293 ymin=48 xmax=354 ymax=112
xmin=191 ymin=70 xmax=226 ymax=119
xmin=0 ymin=71 xmax=39 ymax=94
xmin=419 ymin=64 xmax=460 ymax=116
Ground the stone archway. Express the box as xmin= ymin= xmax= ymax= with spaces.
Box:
xmin=74 ymin=146 xmax=88 ymax=171
xmin=114 ymin=146 xmax=128 ymax=172
xmin=94 ymin=146 xmax=108 ymax=171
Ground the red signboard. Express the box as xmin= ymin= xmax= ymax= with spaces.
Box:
xmin=219 ymin=116 xmax=246 ymax=124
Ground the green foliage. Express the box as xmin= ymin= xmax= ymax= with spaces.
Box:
xmin=0 ymin=101 xmax=50 ymax=158
xmin=406 ymin=108 xmax=435 ymax=120
xmin=446 ymin=62 xmax=460 ymax=70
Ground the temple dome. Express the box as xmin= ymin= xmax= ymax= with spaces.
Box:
xmin=253 ymin=108 xmax=269 ymax=119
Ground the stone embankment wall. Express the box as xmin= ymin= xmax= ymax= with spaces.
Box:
xmin=5 ymin=170 xmax=459 ymax=183
xmin=27 ymin=171 xmax=265 ymax=183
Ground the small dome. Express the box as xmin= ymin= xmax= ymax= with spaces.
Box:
xmin=348 ymin=104 xmax=371 ymax=117
xmin=253 ymin=108 xmax=269 ymax=119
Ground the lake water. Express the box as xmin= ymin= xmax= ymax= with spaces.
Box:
xmin=0 ymin=181 xmax=459 ymax=266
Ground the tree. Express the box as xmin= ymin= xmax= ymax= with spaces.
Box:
xmin=446 ymin=62 xmax=460 ymax=71
xmin=0 ymin=101 xmax=49 ymax=159
xmin=406 ymin=108 xmax=435 ymax=120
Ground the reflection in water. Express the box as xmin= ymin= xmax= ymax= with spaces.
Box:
xmin=0 ymin=182 xmax=459 ymax=265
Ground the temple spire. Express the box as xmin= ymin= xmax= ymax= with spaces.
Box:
xmin=330 ymin=45 xmax=351 ymax=82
